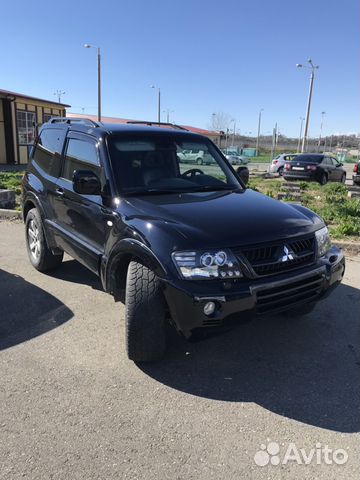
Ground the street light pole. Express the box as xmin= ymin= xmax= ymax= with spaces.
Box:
xmin=296 ymin=59 xmax=319 ymax=153
xmin=151 ymin=86 xmax=161 ymax=123
xmin=54 ymin=90 xmax=65 ymax=103
xmin=297 ymin=117 xmax=304 ymax=152
xmin=84 ymin=44 xmax=102 ymax=122
xmin=231 ymin=119 xmax=236 ymax=146
xmin=255 ymin=109 xmax=263 ymax=157
xmin=318 ymin=111 xmax=326 ymax=151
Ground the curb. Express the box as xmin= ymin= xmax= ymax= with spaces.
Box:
xmin=0 ymin=208 xmax=22 ymax=220
xmin=332 ymin=240 xmax=360 ymax=256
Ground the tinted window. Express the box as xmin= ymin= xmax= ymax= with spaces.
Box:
xmin=32 ymin=128 xmax=63 ymax=177
xmin=295 ymin=155 xmax=324 ymax=163
xmin=62 ymin=138 xmax=100 ymax=181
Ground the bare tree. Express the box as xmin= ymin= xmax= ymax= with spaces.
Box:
xmin=210 ymin=112 xmax=233 ymax=132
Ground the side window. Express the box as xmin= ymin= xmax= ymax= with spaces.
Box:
xmin=62 ymin=138 xmax=100 ymax=182
xmin=32 ymin=128 xmax=63 ymax=177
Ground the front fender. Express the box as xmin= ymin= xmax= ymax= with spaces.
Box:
xmin=102 ymin=238 xmax=168 ymax=295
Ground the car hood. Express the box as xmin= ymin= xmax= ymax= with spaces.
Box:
xmin=122 ymin=189 xmax=323 ymax=248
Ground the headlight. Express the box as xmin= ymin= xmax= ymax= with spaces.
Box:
xmin=172 ymin=250 xmax=243 ymax=280
xmin=315 ymin=226 xmax=331 ymax=257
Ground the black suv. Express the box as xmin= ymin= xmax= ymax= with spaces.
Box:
xmin=22 ymin=118 xmax=345 ymax=362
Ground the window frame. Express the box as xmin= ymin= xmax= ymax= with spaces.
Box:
xmin=16 ymin=109 xmax=37 ymax=146
xmin=60 ymin=133 xmax=101 ymax=183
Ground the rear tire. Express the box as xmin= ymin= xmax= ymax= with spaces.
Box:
xmin=319 ymin=173 xmax=328 ymax=185
xmin=25 ymin=208 xmax=63 ymax=272
xmin=278 ymin=166 xmax=284 ymax=176
xmin=196 ymin=158 xmax=203 ymax=165
xmin=125 ymin=261 xmax=167 ymax=362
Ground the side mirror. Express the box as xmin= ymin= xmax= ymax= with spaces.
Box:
xmin=337 ymin=162 xmax=343 ymax=167
xmin=73 ymin=170 xmax=102 ymax=195
xmin=236 ymin=166 xmax=249 ymax=185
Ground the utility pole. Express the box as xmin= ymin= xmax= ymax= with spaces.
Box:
xmin=270 ymin=123 xmax=277 ymax=161
xmin=317 ymin=111 xmax=326 ymax=151
xmin=297 ymin=117 xmax=304 ymax=152
xmin=296 ymin=59 xmax=319 ymax=153
xmin=255 ymin=109 xmax=263 ymax=156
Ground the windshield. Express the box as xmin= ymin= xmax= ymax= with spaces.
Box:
xmin=108 ymin=133 xmax=242 ymax=195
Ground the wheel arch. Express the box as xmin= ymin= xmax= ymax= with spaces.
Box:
xmin=104 ymin=239 xmax=167 ymax=302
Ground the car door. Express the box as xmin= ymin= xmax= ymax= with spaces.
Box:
xmin=330 ymin=157 xmax=344 ymax=181
xmin=51 ymin=132 xmax=112 ymax=274
xmin=320 ymin=157 xmax=334 ymax=180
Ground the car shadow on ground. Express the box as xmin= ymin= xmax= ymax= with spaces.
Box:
xmin=49 ymin=259 xmax=103 ymax=291
xmin=0 ymin=269 xmax=73 ymax=350
xmin=139 ymin=283 xmax=360 ymax=433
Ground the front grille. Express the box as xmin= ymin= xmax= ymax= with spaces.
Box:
xmin=256 ymin=273 xmax=324 ymax=314
xmin=233 ymin=235 xmax=316 ymax=277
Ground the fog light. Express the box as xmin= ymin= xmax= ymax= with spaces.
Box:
xmin=204 ymin=301 xmax=216 ymax=316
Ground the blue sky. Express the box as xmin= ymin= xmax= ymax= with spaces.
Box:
xmin=1 ymin=0 xmax=358 ymax=137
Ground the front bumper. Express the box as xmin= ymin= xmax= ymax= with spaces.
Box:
xmin=163 ymin=246 xmax=345 ymax=338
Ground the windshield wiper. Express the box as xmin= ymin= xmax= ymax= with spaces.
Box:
xmin=186 ymin=185 xmax=239 ymax=193
xmin=122 ymin=185 xmax=240 ymax=196
xmin=123 ymin=188 xmax=185 ymax=196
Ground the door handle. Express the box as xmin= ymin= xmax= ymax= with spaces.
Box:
xmin=55 ymin=187 xmax=64 ymax=196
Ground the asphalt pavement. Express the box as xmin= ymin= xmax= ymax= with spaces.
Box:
xmin=0 ymin=221 xmax=359 ymax=480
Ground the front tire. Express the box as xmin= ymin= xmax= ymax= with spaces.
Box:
xmin=125 ymin=261 xmax=167 ymax=362
xmin=340 ymin=173 xmax=346 ymax=184
xmin=196 ymin=158 xmax=203 ymax=165
xmin=25 ymin=208 xmax=63 ymax=272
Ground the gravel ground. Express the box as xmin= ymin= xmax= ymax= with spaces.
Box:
xmin=0 ymin=221 xmax=359 ymax=480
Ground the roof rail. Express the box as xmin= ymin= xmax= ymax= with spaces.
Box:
xmin=48 ymin=117 xmax=101 ymax=127
xmin=126 ymin=120 xmax=188 ymax=131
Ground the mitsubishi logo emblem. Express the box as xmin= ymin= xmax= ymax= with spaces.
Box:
xmin=280 ymin=245 xmax=294 ymax=262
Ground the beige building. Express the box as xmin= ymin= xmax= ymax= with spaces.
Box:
xmin=0 ymin=89 xmax=70 ymax=165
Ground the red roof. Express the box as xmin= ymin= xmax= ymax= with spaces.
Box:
xmin=66 ymin=113 xmax=218 ymax=137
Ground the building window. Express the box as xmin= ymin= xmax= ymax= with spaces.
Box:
xmin=16 ymin=110 xmax=36 ymax=145
xmin=43 ymin=112 xmax=61 ymax=124
xmin=43 ymin=113 xmax=53 ymax=123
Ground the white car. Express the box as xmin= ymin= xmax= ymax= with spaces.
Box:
xmin=269 ymin=153 xmax=299 ymax=175
xmin=177 ymin=149 xmax=213 ymax=165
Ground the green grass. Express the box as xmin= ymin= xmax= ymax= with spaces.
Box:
xmin=0 ymin=172 xmax=24 ymax=210
xmin=248 ymin=177 xmax=360 ymax=241
xmin=1 ymin=170 xmax=358 ymax=241
xmin=0 ymin=172 xmax=24 ymax=195
xmin=249 ymin=155 xmax=272 ymax=163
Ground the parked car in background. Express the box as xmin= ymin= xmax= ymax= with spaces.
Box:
xmin=177 ymin=148 xmax=214 ymax=165
xmin=353 ymin=161 xmax=360 ymax=185
xmin=283 ymin=154 xmax=346 ymax=185
xmin=269 ymin=153 xmax=299 ymax=175
xmin=225 ymin=153 xmax=249 ymax=165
